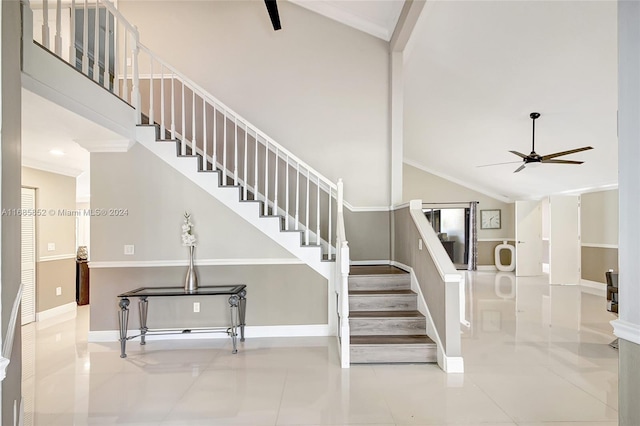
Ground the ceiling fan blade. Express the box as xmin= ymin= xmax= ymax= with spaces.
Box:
xmin=264 ymin=0 xmax=282 ymax=31
xmin=476 ymin=161 xmax=522 ymax=168
xmin=541 ymin=146 xmax=593 ymax=161
xmin=513 ymin=164 xmax=526 ymax=173
xmin=509 ymin=150 xmax=528 ymax=159
xmin=541 ymin=159 xmax=584 ymax=165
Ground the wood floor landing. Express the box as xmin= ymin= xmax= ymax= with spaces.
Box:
xmin=349 ymin=265 xmax=407 ymax=275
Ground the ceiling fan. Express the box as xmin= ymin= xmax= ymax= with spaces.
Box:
xmin=480 ymin=112 xmax=593 ymax=173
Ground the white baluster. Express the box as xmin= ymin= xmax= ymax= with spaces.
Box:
xmin=191 ymin=88 xmax=196 ymax=155
xmin=202 ymin=98 xmax=207 ymax=170
xmin=82 ymin=0 xmax=89 ymax=74
xmin=160 ymin=65 xmax=165 ymax=136
xmin=274 ymin=148 xmax=279 ymax=215
xmin=70 ymin=0 xmax=76 ymax=66
xmin=234 ymin=118 xmax=238 ymax=185
xmin=170 ymin=73 xmax=175 ymax=139
xmin=223 ymin=111 xmax=227 ymax=181
xmin=328 ymin=188 xmax=332 ymax=258
xmin=264 ymin=143 xmax=269 ymax=215
xmin=132 ymin=31 xmax=140 ymax=124
xmin=285 ymin=155 xmax=290 ymax=230
xmin=243 ymin=125 xmax=248 ymax=199
xmin=149 ymin=58 xmax=154 ymax=125
xmin=316 ymin=176 xmax=320 ymax=246
xmin=295 ymin=162 xmax=300 ymax=230
xmin=181 ymin=81 xmax=186 ymax=155
xmin=55 ymin=0 xmax=62 ymax=55
xmin=254 ymin=131 xmax=259 ymax=201
xmin=42 ymin=0 xmax=50 ymax=49
xmin=305 ymin=169 xmax=310 ymax=244
xmin=93 ymin=0 xmax=100 ymax=81
xmin=113 ymin=19 xmax=120 ymax=98
xmin=103 ymin=8 xmax=110 ymax=90
xmin=212 ymin=107 xmax=217 ymax=168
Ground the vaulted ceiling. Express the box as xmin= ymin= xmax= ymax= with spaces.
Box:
xmin=22 ymin=0 xmax=618 ymax=202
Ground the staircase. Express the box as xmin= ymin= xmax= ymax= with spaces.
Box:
xmin=348 ymin=265 xmax=437 ymax=363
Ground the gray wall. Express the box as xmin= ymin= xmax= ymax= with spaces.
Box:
xmin=22 ymin=167 xmax=77 ymax=312
xmin=91 ymin=265 xmax=327 ymax=331
xmin=1 ymin=0 xmax=23 ymax=422
xmin=90 ymin=143 xmax=327 ymax=331
xmin=343 ymin=209 xmax=390 ymax=262
xmin=580 ymin=189 xmax=618 ymax=283
xmin=119 ymin=0 xmax=390 ymax=208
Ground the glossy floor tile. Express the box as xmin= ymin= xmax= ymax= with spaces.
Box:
xmin=22 ymin=272 xmax=619 ymax=425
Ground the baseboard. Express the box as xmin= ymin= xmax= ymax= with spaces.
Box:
xmin=580 ymin=279 xmax=606 ymax=296
xmin=477 ymin=265 xmax=497 ymax=271
xmin=439 ymin=354 xmax=464 ymax=373
xmin=88 ymin=324 xmax=332 ymax=342
xmin=36 ymin=302 xmax=77 ymax=322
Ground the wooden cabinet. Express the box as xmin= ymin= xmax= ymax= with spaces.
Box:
xmin=76 ymin=260 xmax=90 ymax=305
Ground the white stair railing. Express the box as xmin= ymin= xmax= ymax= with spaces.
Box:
xmin=28 ymin=0 xmax=342 ymax=260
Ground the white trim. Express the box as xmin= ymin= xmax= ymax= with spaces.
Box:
xmin=477 ymin=265 xmax=498 ymax=271
xmin=38 ymin=254 xmax=76 ymax=262
xmin=343 ymin=201 xmax=391 ymax=212
xmin=22 ymin=157 xmax=84 ymax=177
xmin=581 ymin=243 xmax=619 ymax=249
xmin=88 ymin=324 xmax=331 ymax=342
xmin=580 ymin=279 xmax=607 ymax=296
xmin=391 ymin=261 xmax=463 ymax=373
xmin=35 ymin=302 xmax=77 ymax=322
xmin=611 ymin=319 xmax=640 ymax=346
xmin=350 ymin=259 xmax=390 ymax=266
xmin=542 ymin=263 xmax=550 ymax=273
xmin=477 ymin=238 xmax=516 ymax=242
xmin=556 ymin=182 xmax=619 ymax=196
xmin=391 ymin=201 xmax=411 ymax=211
xmin=89 ymin=258 xmax=304 ymax=269
xmin=404 ymin=159 xmax=513 ymax=203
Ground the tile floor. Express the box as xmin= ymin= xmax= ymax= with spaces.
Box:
xmin=22 ymin=271 xmax=620 ymax=425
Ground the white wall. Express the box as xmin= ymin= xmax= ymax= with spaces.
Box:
xmin=118 ymin=0 xmax=390 ymax=207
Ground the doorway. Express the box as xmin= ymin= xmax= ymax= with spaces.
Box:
xmin=424 ymin=205 xmax=472 ymax=270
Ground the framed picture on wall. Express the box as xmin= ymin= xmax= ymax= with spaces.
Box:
xmin=480 ymin=209 xmax=501 ymax=229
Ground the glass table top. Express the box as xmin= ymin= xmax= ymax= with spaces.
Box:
xmin=118 ymin=285 xmax=246 ymax=297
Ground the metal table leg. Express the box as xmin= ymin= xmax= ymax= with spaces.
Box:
xmin=228 ymin=295 xmax=239 ymax=354
xmin=238 ymin=289 xmax=247 ymax=342
xmin=118 ymin=298 xmax=130 ymax=358
xmin=139 ymin=296 xmax=148 ymax=345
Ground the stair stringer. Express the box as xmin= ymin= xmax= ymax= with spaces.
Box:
xmin=135 ymin=126 xmax=333 ymax=279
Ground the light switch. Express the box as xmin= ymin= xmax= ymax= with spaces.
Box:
xmin=47 ymin=243 xmax=55 ymax=251
xmin=124 ymin=245 xmax=135 ymax=255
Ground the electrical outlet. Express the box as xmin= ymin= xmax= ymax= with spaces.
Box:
xmin=124 ymin=245 xmax=135 ymax=255
xmin=193 ymin=302 xmax=200 ymax=313
xmin=55 ymin=287 xmax=62 ymax=296
xmin=418 ymin=239 xmax=423 ymax=250
xmin=47 ymin=243 xmax=55 ymax=251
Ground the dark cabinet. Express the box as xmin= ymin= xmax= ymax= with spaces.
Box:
xmin=76 ymin=260 xmax=90 ymax=305
xmin=441 ymin=241 xmax=455 ymax=262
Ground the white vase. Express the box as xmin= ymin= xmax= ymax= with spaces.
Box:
xmin=184 ymin=245 xmax=198 ymax=293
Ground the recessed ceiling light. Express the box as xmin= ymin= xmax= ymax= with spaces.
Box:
xmin=49 ymin=149 xmax=65 ymax=157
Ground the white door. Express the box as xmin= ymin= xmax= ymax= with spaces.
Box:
xmin=549 ymin=195 xmax=581 ymax=284
xmin=515 ymin=200 xmax=542 ymax=276
xmin=22 ymin=187 xmax=37 ymax=325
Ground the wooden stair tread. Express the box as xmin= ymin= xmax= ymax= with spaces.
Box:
xmin=350 ymin=335 xmax=435 ymax=345
xmin=349 ymin=265 xmax=408 ymax=276
xmin=350 ymin=310 xmax=424 ymax=318
xmin=350 ymin=289 xmax=414 ymax=295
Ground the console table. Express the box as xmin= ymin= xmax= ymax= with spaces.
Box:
xmin=117 ymin=285 xmax=247 ymax=358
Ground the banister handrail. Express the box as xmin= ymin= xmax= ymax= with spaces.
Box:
xmin=137 ymin=43 xmax=337 ymax=192
xmin=98 ymin=0 xmax=137 ymax=34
